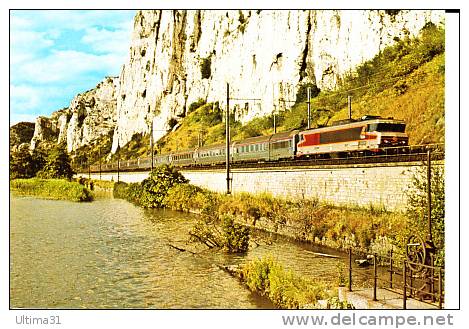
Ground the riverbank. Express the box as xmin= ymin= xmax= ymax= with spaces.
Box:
xmin=222 ymin=256 xmax=354 ymax=309
xmin=98 ymin=173 xmax=407 ymax=254
xmin=10 ymin=178 xmax=93 ymax=202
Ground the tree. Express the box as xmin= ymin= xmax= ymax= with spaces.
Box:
xmin=406 ymin=165 xmax=445 ymax=265
xmin=138 ymin=165 xmax=188 ymax=208
xmin=10 ymin=145 xmax=35 ymax=179
xmin=37 ymin=144 xmax=74 ymax=180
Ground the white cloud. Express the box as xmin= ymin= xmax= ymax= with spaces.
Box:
xmin=10 ymin=84 xmax=41 ymax=111
xmin=16 ymin=50 xmax=124 ymax=84
xmin=9 ymin=10 xmax=136 ymax=123
xmin=10 ymin=30 xmax=55 ymax=65
xmin=81 ymin=24 xmax=132 ymax=56
xmin=13 ymin=10 xmax=136 ymax=33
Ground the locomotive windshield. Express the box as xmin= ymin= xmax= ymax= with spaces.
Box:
xmin=367 ymin=123 xmax=405 ymax=133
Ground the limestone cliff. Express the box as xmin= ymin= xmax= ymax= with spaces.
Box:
xmin=30 ymin=77 xmax=118 ymax=152
xmin=111 ymin=9 xmax=444 ymax=153
xmin=27 ymin=10 xmax=444 ymax=155
xmin=65 ymin=77 xmax=118 ymax=152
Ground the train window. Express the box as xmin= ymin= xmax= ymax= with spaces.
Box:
xmin=376 ymin=123 xmax=406 ymax=132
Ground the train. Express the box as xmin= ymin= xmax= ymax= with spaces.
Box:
xmin=92 ymin=116 xmax=409 ymax=172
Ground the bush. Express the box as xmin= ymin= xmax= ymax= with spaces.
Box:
xmin=10 ymin=178 xmax=93 ymax=202
xmin=138 ymin=165 xmax=188 ymax=208
xmin=113 ymin=181 xmax=129 ymax=199
xmin=164 ymin=183 xmax=204 ymax=211
xmin=188 ymin=99 xmax=206 ymax=114
xmin=295 ymin=83 xmax=321 ymax=105
xmin=10 ymin=146 xmax=46 ymax=179
xmin=241 ymin=256 xmax=328 ymax=308
xmin=221 ymin=214 xmax=250 ymax=253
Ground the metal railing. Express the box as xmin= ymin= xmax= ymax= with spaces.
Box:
xmin=347 ymin=248 xmax=444 ymax=309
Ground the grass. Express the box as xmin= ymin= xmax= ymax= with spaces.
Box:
xmin=10 ymin=178 xmax=93 ymax=202
xmin=157 ymin=103 xmax=224 ymax=153
xmin=240 ymin=256 xmax=330 ymax=308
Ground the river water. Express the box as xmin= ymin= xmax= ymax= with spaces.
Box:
xmin=10 ymin=195 xmax=368 ymax=309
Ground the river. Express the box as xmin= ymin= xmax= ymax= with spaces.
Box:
xmin=10 ymin=195 xmax=371 ymax=309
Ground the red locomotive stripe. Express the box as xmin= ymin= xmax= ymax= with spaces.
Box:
xmin=297 ymin=137 xmax=378 ymax=149
xmin=297 ymin=133 xmax=320 ymax=147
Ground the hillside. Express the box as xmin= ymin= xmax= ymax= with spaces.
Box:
xmin=143 ymin=23 xmax=444 ymax=154
xmin=10 ymin=122 xmax=35 ymax=150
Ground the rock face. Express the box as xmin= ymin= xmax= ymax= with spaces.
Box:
xmin=65 ymin=77 xmax=118 ymax=152
xmin=27 ymin=10 xmax=444 ymax=155
xmin=111 ymin=9 xmax=444 ymax=152
xmin=30 ymin=116 xmax=60 ymax=150
xmin=29 ymin=77 xmax=118 ymax=152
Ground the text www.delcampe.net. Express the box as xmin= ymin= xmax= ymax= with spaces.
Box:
xmin=281 ymin=313 xmax=455 ymax=327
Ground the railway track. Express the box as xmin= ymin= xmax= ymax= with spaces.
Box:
xmin=180 ymin=150 xmax=445 ymax=172
xmin=80 ymin=146 xmax=444 ymax=174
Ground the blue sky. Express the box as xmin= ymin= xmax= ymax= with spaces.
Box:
xmin=10 ymin=10 xmax=136 ymax=125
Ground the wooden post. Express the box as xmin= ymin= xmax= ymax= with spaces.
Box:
xmin=389 ymin=249 xmax=393 ymax=289
xmin=117 ymin=145 xmax=120 ymax=183
xmin=438 ymin=267 xmax=443 ymax=309
xmin=226 ymin=83 xmax=231 ymax=195
xmin=273 ymin=105 xmax=277 ymax=134
xmin=403 ymin=261 xmax=407 ymax=309
xmin=99 ymin=146 xmax=102 ymax=180
xmin=373 ymin=253 xmax=378 ymax=301
xmin=348 ymin=248 xmax=352 ymax=292
xmin=427 ymin=149 xmax=433 ymax=242
xmin=348 ymin=95 xmax=352 ymax=120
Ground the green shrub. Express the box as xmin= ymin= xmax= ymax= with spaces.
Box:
xmin=10 ymin=178 xmax=92 ymax=202
xmin=241 ymin=256 xmax=328 ymax=308
xmin=113 ymin=181 xmax=129 ymax=199
xmin=221 ymin=214 xmax=250 ymax=253
xmin=138 ymin=165 xmax=188 ymax=208
xmin=188 ymin=99 xmax=206 ymax=114
xmin=164 ymin=183 xmax=203 ymax=211
xmin=327 ymin=297 xmax=355 ymax=309
xmin=37 ymin=144 xmax=74 ymax=180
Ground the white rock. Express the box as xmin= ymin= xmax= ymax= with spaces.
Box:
xmin=111 ymin=10 xmax=444 ymax=153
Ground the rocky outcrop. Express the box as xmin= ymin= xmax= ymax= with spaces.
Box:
xmin=29 ymin=77 xmax=118 ymax=152
xmin=65 ymin=77 xmax=118 ymax=152
xmin=30 ymin=116 xmax=59 ymax=150
xmin=111 ymin=10 xmax=444 ymax=153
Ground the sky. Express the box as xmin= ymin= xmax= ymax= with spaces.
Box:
xmin=9 ymin=10 xmax=137 ymax=125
